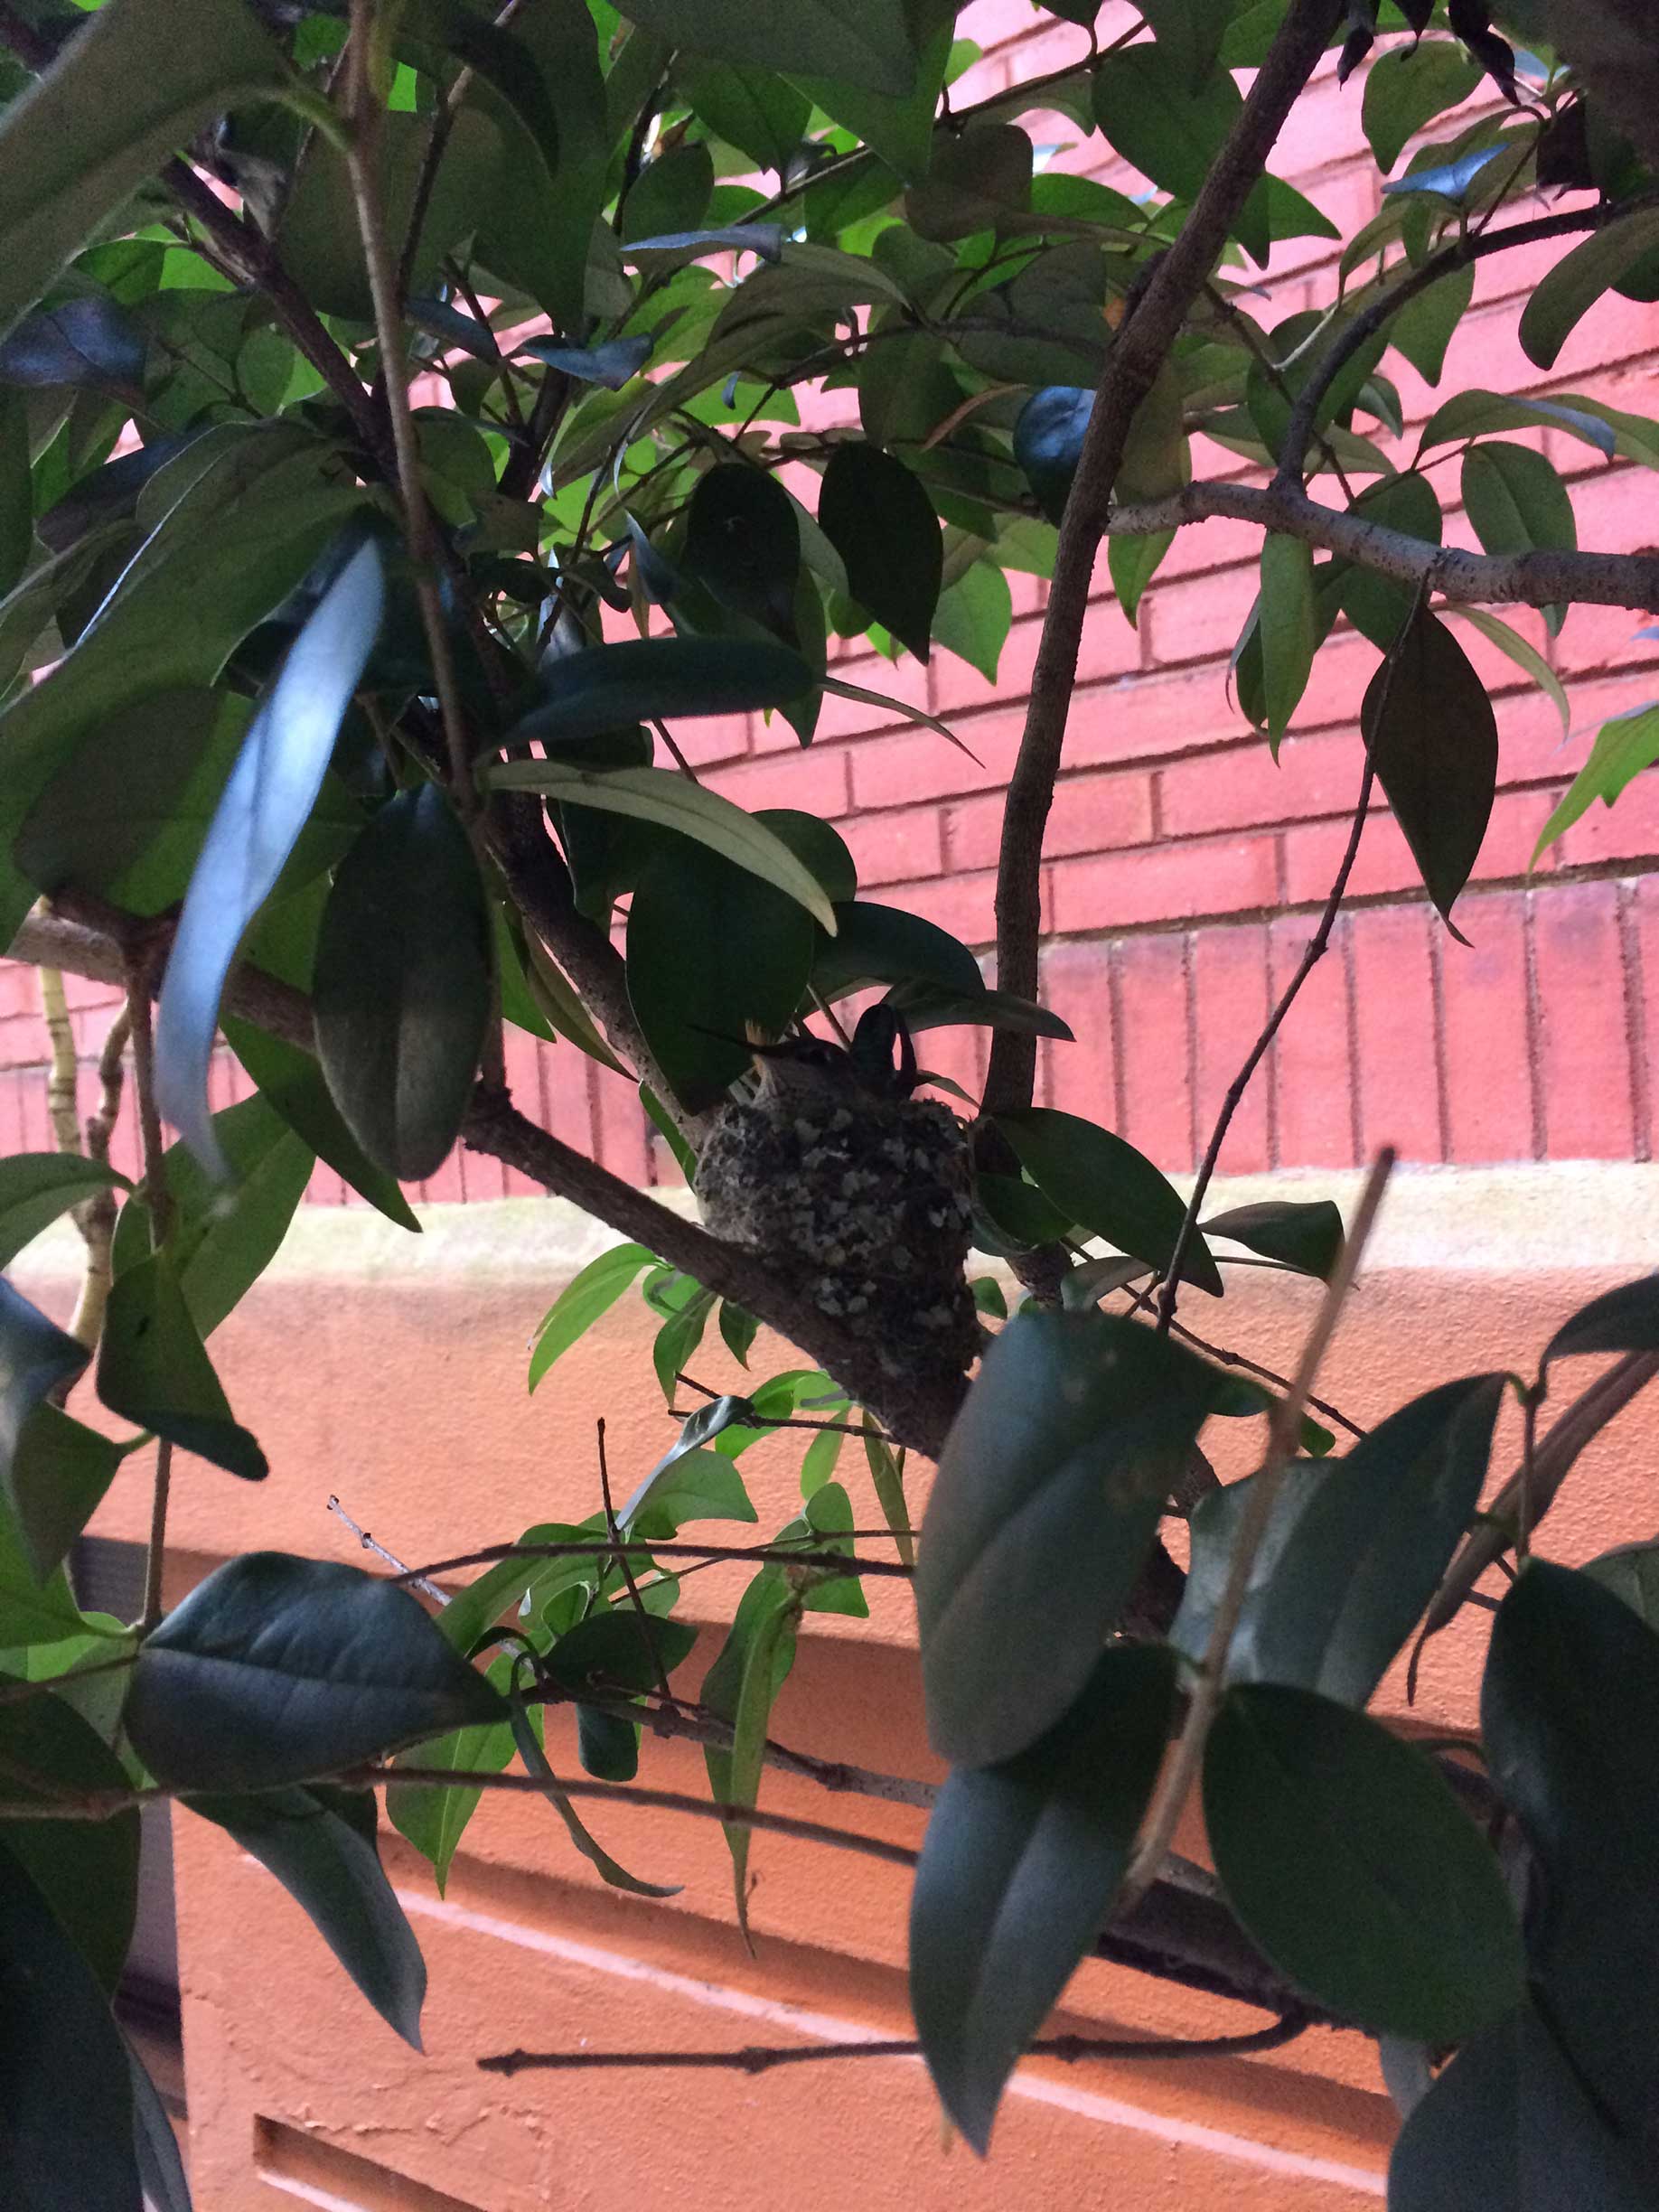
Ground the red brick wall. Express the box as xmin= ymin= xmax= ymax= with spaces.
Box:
xmin=6 ymin=0 xmax=1658 ymax=1193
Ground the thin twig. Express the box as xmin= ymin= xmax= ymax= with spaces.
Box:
xmin=345 ymin=0 xmax=476 ymax=817
xmin=126 ymin=963 xmax=173 ymax=1636
xmin=1157 ymin=752 xmax=1375 ymax=1333
xmin=1119 ymin=1149 xmax=1395 ymax=1912
xmin=597 ymin=1416 xmax=679 ymax=1709
xmin=478 ymin=2012 xmax=1311 ymax=2077
xmin=394 ymin=1536 xmax=914 ymax=1585
xmin=69 ymin=1005 xmax=130 ymax=1351
xmin=327 ymin=1495 xmax=450 ymax=1605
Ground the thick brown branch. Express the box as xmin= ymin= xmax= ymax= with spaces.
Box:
xmin=983 ymin=0 xmax=1345 ymax=1120
xmin=1109 ymin=478 xmax=1659 ymax=610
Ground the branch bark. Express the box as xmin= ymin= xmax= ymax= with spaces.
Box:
xmin=1109 ymin=477 xmax=1659 ymax=609
xmin=983 ymin=0 xmax=1346 ymax=1120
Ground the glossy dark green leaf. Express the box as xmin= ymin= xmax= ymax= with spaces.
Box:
xmin=1482 ymin=1560 xmax=1659 ymax=2165
xmin=0 ymin=1276 xmax=89 ymax=1482
xmin=0 ymin=1152 xmax=128 ymax=1270
xmin=917 ymin=1311 xmax=1238 ymax=1767
xmin=1582 ymin=1535 xmax=1659 ymax=1629
xmin=505 ymin=1682 xmax=680 ymax=1897
xmin=0 ymin=1686 xmax=138 ymax=1995
xmin=1205 ymin=1684 xmax=1523 ymax=2039
xmin=185 ymin=1786 xmax=426 ymax=2048
xmin=911 ymin=1645 xmax=1176 ymax=2153
xmin=755 ymin=809 xmax=858 ymax=906
xmin=1337 ymin=470 xmax=1443 ymax=651
xmin=1135 ymin=0 xmax=1232 ymax=89
xmin=888 ymin=983 xmax=1072 ymax=1042
xmin=684 ymin=462 xmax=800 ymax=639
xmin=998 ymin=1109 xmax=1223 ymax=1295
xmin=111 ymin=1093 xmax=312 ymax=1340
xmin=1092 ymin=46 xmax=1267 ymax=262
xmin=222 ymin=1017 xmax=418 ymax=1233
xmin=1014 ymin=386 xmax=1092 ymax=525
xmin=1362 ymin=39 xmax=1482 ymax=171
xmin=543 ymin=1608 xmax=698 ymax=1700
xmin=622 ymin=142 xmax=716 ymax=247
xmin=818 ymin=442 xmax=942 ymax=662
xmin=627 ymin=838 xmax=815 ymax=1111
xmin=1361 ymin=607 xmax=1496 ymax=936
xmin=4 ymin=1401 xmax=123 ymax=1586
xmin=0 ymin=1841 xmax=140 ymax=2211
xmin=95 ymin=1252 xmax=266 ymax=1481
xmin=1170 ymin=1461 xmax=1326 ymax=1669
xmin=518 ymin=335 xmax=652 ymax=389
xmin=314 ymin=783 xmax=492 ymax=1183
xmin=1389 ymin=2002 xmax=1655 ymax=2212
xmin=0 ymin=0 xmax=286 ymax=342
xmin=904 ymin=122 xmax=1032 ymax=240
xmin=576 ymin=1703 xmax=641 ymax=1781
xmin=1520 ymin=205 xmax=1659 ymax=371
xmin=1542 ymin=1271 xmax=1659 ymax=1368
xmin=125 ymin=1551 xmax=504 ymax=1793
xmin=680 ymin=61 xmax=811 ymax=173
xmin=813 ymin=899 xmax=983 ymax=999
xmin=612 ymin=0 xmax=918 ymax=94
xmin=503 ymin=638 xmax=812 ymax=748
xmin=0 ymin=295 xmax=145 ymax=391
xmin=154 ymin=535 xmax=384 ymax=1176
xmin=1226 ymin=1375 xmax=1504 ymax=1706
xmin=1201 ymin=1199 xmax=1344 ymax=1281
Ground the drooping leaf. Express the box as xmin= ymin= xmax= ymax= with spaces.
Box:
xmin=94 ymin=1253 xmax=267 ymax=1481
xmin=1532 ymin=703 xmax=1659 ymax=861
xmin=154 ymin=535 xmax=384 ymax=1176
xmin=1382 ymin=144 xmax=1505 ymax=204
xmin=1360 ymin=607 xmax=1496 ymax=935
xmin=0 ymin=0 xmax=287 ymax=342
xmin=1259 ymin=533 xmax=1318 ymax=748
xmin=888 ymin=983 xmax=1072 ymax=1042
xmin=997 ymin=1109 xmax=1223 ymax=1294
xmin=917 ymin=1311 xmax=1240 ymax=1767
xmin=1204 ymin=1683 xmax=1523 ymax=2040
xmin=4 ymin=1402 xmax=123 ymax=1588
xmin=1419 ymin=387 xmax=1617 ymax=458
xmin=386 ymin=1648 xmax=519 ymax=1895
xmin=1461 ymin=443 xmax=1576 ymax=597
xmin=111 ymin=1092 xmax=313 ymax=1340
xmin=1108 ymin=527 xmax=1174 ymax=627
xmin=313 ymin=783 xmax=492 ymax=1184
xmin=813 ymin=899 xmax=984 ymax=1000
xmin=529 ymin=1242 xmax=656 ymax=1392
xmin=124 ymin=1551 xmax=505 ymax=1793
xmin=1448 ymin=607 xmax=1570 ymax=736
xmin=1519 ymin=205 xmax=1659 ymax=371
xmin=222 ymin=1017 xmax=418 ymax=1232
xmin=505 ymin=1681 xmax=680 ymax=1897
xmin=1583 ymin=1535 xmax=1659 ymax=1631
xmin=0 ymin=1842 xmax=140 ymax=2211
xmin=1337 ymin=470 xmax=1442 ymax=652
xmin=1390 ymin=261 xmax=1476 ymax=387
xmin=930 ymin=560 xmax=1013 ymax=683
xmin=1201 ymin=1199 xmax=1344 ymax=1282
xmin=184 ymin=1786 xmax=426 ymax=2048
xmin=1482 ymin=1561 xmax=1659 ymax=2166
xmin=0 ymin=1152 xmax=129 ymax=1271
xmin=911 ymin=1646 xmax=1176 ymax=2154
xmin=818 ymin=442 xmax=942 ymax=663
xmin=620 ymin=142 xmax=716 ymax=248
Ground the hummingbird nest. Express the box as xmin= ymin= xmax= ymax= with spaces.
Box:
xmin=695 ymin=1089 xmax=981 ymax=1389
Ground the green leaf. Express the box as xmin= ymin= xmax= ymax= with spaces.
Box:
xmin=1108 ymin=527 xmax=1174 ymax=627
xmin=611 ymin=0 xmax=919 ymax=95
xmin=1461 ymin=442 xmax=1577 ymax=574
xmin=1338 ymin=470 xmax=1442 ymax=651
xmin=0 ymin=389 xmax=30 ymax=599
xmin=1117 ymin=357 xmax=1191 ymax=503
xmin=1135 ymin=0 xmax=1233 ymax=89
xmin=4 ymin=1402 xmax=122 ymax=1587
xmin=505 ymin=1681 xmax=680 ymax=1897
xmin=111 ymin=1092 xmax=313 ymax=1339
xmin=0 ymin=1842 xmax=140 ymax=2210
xmin=861 ymin=1414 xmax=914 ymax=1566
xmin=1259 ymin=533 xmax=1318 ymax=747
xmin=543 ymin=1608 xmax=698 ymax=1699
xmin=1544 ymin=1270 xmax=1659 ymax=1366
xmin=186 ymin=1786 xmax=426 ymax=2047
xmin=1361 ymin=607 xmax=1496 ymax=935
xmin=492 ymin=758 xmax=837 ymax=930
xmin=223 ymin=1016 xmax=418 ymax=1233
xmin=529 ymin=1242 xmax=656 ymax=1392
xmin=1448 ymin=607 xmax=1570 ymax=736
xmin=0 ymin=1491 xmax=99 ymax=1646
xmin=506 ymin=638 xmax=813 ymax=748
xmin=95 ymin=1252 xmax=266 ymax=1481
xmin=1247 ymin=308 xmax=1388 ymax=466
xmin=904 ymin=121 xmax=1032 ymax=240
xmin=1532 ymin=703 xmax=1659 ymax=861
xmin=314 ymin=784 xmax=492 ymax=1184
xmin=681 ymin=61 xmax=811 ymax=173
xmin=1390 ymin=260 xmax=1475 ymax=387
xmin=627 ymin=839 xmax=816 ymax=1111
xmin=0 ymin=1151 xmax=129 ymax=1270
xmin=1482 ymin=1561 xmax=1659 ymax=2160
xmin=0 ymin=0 xmax=287 ymax=342
xmin=0 ymin=1686 xmax=138 ymax=1995
xmin=651 ymin=1284 xmax=715 ymax=1404
xmin=1419 ymin=387 xmax=1617 ymax=458
xmin=717 ymin=1570 xmax=801 ymax=1936
xmin=124 ymin=1551 xmax=504 ymax=1792
xmin=386 ymin=1648 xmax=519 ymax=1893
xmin=621 ymin=142 xmax=715 ymax=247
xmin=624 ymin=1442 xmax=760 ymax=1541
xmin=931 ymin=561 xmax=1013 ymax=683
xmin=997 ymin=1108 xmax=1223 ymax=1295
xmin=127 ymin=2037 xmax=192 ymax=2212
xmin=683 ymin=461 xmax=800 ymax=638
xmin=799 ymin=1422 xmax=844 ymax=1498
xmin=755 ymin=810 xmax=858 ymax=906
xmin=1583 ymin=1535 xmax=1659 ymax=1630
xmin=812 ymin=898 xmax=983 ymax=999
xmin=1201 ymin=1199 xmax=1344 ymax=1281
xmin=793 ymin=8 xmax=954 ymax=185
xmin=1204 ymin=1684 xmax=1523 ymax=2040
xmin=717 ymin=1300 xmax=761 ymax=1369
xmin=154 ymin=535 xmax=384 ymax=1176
xmin=0 ymin=1275 xmax=89 ymax=1484
xmin=1363 ymin=39 xmax=1482 ymax=171
xmin=916 ymin=1310 xmax=1240 ymax=1767
xmin=818 ymin=442 xmax=942 ymax=663
xmin=911 ymin=1645 xmax=1176 ymax=2154
xmin=1227 ymin=1375 xmax=1504 ymax=1707
xmin=1520 ymin=205 xmax=1659 ymax=372
xmin=889 ymin=983 xmax=1072 ymax=1042
xmin=1092 ymin=47 xmax=1268 ymax=263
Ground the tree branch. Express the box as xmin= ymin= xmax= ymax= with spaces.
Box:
xmin=1109 ymin=477 xmax=1659 ymax=609
xmin=394 ymin=1536 xmax=914 ymax=1582
xmin=983 ymin=0 xmax=1346 ymax=1120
